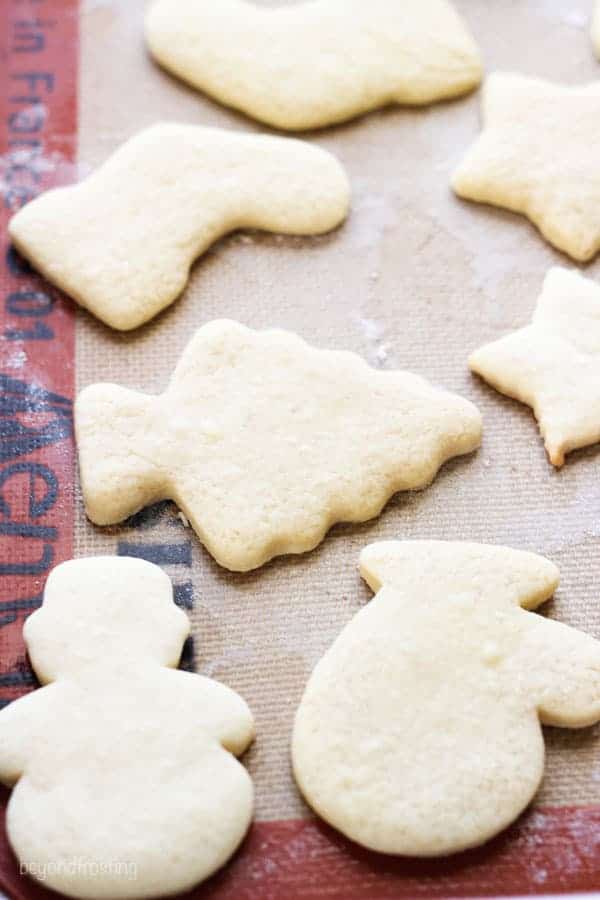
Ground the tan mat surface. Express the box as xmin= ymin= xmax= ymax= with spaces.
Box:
xmin=75 ymin=0 xmax=600 ymax=821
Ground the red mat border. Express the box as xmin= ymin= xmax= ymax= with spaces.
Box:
xmin=0 ymin=0 xmax=78 ymax=706
xmin=1 ymin=1 xmax=600 ymax=898
xmin=1 ymin=797 xmax=600 ymax=899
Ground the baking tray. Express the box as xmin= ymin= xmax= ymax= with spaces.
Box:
xmin=1 ymin=1 xmax=600 ymax=896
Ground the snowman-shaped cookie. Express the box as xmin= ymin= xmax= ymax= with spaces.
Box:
xmin=293 ymin=541 xmax=600 ymax=856
xmin=0 ymin=556 xmax=254 ymax=899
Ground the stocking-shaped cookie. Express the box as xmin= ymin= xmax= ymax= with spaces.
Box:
xmin=0 ymin=557 xmax=255 ymax=899
xmin=75 ymin=319 xmax=482 ymax=572
xmin=293 ymin=541 xmax=600 ymax=856
xmin=145 ymin=0 xmax=482 ymax=130
xmin=8 ymin=124 xmax=350 ymax=330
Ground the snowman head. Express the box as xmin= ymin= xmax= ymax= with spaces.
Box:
xmin=24 ymin=557 xmax=190 ymax=682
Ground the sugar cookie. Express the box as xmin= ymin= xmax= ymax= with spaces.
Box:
xmin=593 ymin=1 xmax=600 ymax=58
xmin=0 ymin=557 xmax=254 ymax=899
xmin=293 ymin=541 xmax=600 ymax=856
xmin=452 ymin=73 xmax=600 ymax=262
xmin=145 ymin=0 xmax=482 ymax=131
xmin=9 ymin=124 xmax=350 ymax=330
xmin=470 ymin=267 xmax=600 ymax=466
xmin=75 ymin=320 xmax=482 ymax=572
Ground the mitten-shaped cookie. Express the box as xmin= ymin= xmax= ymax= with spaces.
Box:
xmin=0 ymin=557 xmax=254 ymax=899
xmin=293 ymin=541 xmax=600 ymax=856
xmin=145 ymin=0 xmax=482 ymax=130
xmin=75 ymin=320 xmax=482 ymax=572
xmin=8 ymin=124 xmax=350 ymax=330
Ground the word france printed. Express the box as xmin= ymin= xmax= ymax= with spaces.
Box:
xmin=0 ymin=0 xmax=78 ymax=709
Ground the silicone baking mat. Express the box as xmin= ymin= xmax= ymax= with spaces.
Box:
xmin=2 ymin=0 xmax=600 ymax=896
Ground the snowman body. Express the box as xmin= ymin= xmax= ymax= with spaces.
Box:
xmin=0 ymin=557 xmax=254 ymax=899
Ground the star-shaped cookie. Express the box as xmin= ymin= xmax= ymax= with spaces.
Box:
xmin=470 ymin=267 xmax=600 ymax=466
xmin=452 ymin=73 xmax=600 ymax=262
xmin=75 ymin=320 xmax=482 ymax=572
xmin=145 ymin=0 xmax=482 ymax=131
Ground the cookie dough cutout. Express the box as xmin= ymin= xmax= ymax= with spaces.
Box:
xmin=75 ymin=319 xmax=482 ymax=572
xmin=470 ymin=267 xmax=600 ymax=467
xmin=593 ymin=1 xmax=600 ymax=58
xmin=8 ymin=124 xmax=350 ymax=330
xmin=145 ymin=0 xmax=482 ymax=131
xmin=293 ymin=540 xmax=600 ymax=856
xmin=452 ymin=73 xmax=600 ymax=262
xmin=0 ymin=557 xmax=255 ymax=899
